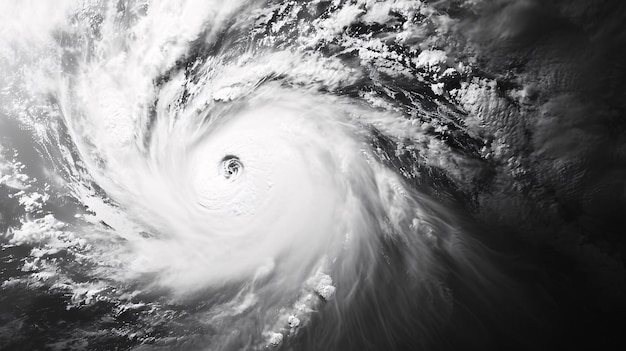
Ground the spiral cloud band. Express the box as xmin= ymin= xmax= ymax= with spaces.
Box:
xmin=1 ymin=0 xmax=625 ymax=350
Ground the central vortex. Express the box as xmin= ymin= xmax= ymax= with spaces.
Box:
xmin=220 ymin=155 xmax=243 ymax=180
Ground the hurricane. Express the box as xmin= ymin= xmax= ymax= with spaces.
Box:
xmin=1 ymin=1 xmax=625 ymax=350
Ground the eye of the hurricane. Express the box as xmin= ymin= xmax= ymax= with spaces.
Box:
xmin=219 ymin=155 xmax=243 ymax=180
